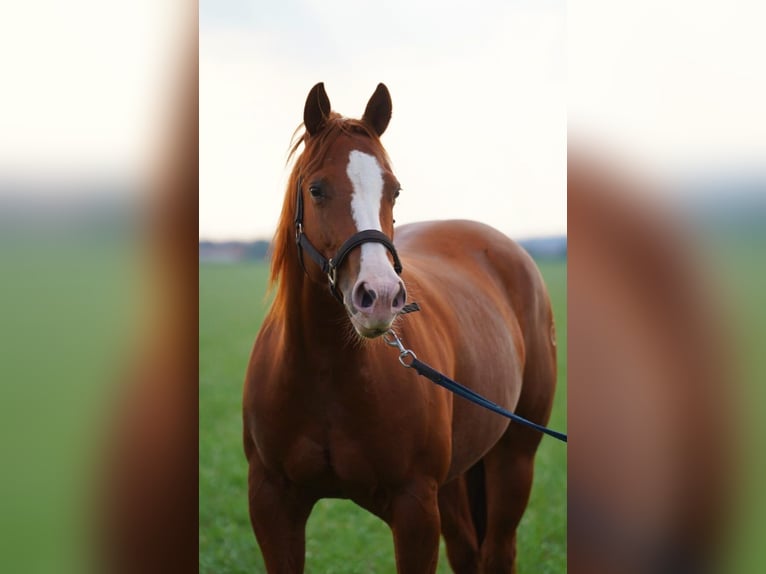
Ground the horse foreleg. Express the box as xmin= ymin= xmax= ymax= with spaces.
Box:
xmin=389 ymin=479 xmax=442 ymax=574
xmin=247 ymin=458 xmax=313 ymax=574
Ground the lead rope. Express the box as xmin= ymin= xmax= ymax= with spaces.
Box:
xmin=383 ymin=329 xmax=568 ymax=443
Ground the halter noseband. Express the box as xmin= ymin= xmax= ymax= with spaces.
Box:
xmin=294 ymin=177 xmax=403 ymax=303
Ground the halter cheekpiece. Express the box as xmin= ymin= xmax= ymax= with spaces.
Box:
xmin=294 ymin=176 xmax=404 ymax=303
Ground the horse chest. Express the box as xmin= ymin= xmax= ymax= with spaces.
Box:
xmin=253 ymin=362 xmax=444 ymax=493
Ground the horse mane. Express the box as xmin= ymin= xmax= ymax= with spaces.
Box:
xmin=268 ymin=113 xmax=391 ymax=316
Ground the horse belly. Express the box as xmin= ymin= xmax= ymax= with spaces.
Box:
xmin=447 ymin=393 xmax=516 ymax=480
xmin=446 ymin=333 xmax=524 ymax=479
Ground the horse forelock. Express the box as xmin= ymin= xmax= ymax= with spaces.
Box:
xmin=268 ymin=114 xmax=390 ymax=316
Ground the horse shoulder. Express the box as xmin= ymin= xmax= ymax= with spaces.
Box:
xmin=244 ymin=313 xmax=280 ymax=397
xmin=242 ymin=314 xmax=290 ymax=452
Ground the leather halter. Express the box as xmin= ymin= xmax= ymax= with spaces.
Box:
xmin=294 ymin=177 xmax=403 ymax=303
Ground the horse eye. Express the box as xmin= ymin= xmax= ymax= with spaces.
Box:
xmin=394 ymin=187 xmax=401 ymax=199
xmin=308 ymin=184 xmax=323 ymax=198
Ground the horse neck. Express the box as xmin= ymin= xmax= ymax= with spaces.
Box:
xmin=278 ymin=247 xmax=356 ymax=356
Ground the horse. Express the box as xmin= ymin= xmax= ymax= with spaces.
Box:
xmin=243 ymin=82 xmax=558 ymax=573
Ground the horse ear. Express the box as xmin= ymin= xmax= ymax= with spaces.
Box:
xmin=304 ymin=82 xmax=331 ymax=136
xmin=362 ymin=83 xmax=392 ymax=136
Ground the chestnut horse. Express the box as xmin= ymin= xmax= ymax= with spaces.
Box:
xmin=243 ymin=83 xmax=557 ymax=573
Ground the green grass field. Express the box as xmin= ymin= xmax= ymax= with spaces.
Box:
xmin=200 ymin=259 xmax=567 ymax=573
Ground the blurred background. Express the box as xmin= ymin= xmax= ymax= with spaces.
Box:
xmin=0 ymin=1 xmax=197 ymax=573
xmin=568 ymin=1 xmax=766 ymax=572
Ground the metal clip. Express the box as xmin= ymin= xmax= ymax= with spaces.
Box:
xmin=384 ymin=329 xmax=417 ymax=368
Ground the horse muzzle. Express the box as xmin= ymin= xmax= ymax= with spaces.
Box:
xmin=347 ymin=277 xmax=407 ymax=338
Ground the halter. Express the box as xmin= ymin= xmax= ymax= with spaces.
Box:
xmin=294 ymin=177 xmax=404 ymax=303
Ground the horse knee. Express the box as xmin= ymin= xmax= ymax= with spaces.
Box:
xmin=479 ymin=537 xmax=517 ymax=574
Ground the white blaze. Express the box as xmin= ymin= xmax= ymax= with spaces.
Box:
xmin=346 ymin=150 xmax=395 ymax=280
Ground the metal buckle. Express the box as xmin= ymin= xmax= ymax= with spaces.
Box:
xmin=327 ymin=259 xmax=337 ymax=287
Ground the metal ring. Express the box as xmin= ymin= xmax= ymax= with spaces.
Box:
xmin=399 ymin=350 xmax=417 ymax=368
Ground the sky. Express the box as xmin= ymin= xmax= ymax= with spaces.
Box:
xmin=199 ymin=0 xmax=567 ymax=241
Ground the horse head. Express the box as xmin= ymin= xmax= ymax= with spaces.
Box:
xmin=292 ymin=82 xmax=407 ymax=338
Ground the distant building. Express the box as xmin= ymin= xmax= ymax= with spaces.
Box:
xmin=199 ymin=240 xmax=271 ymax=262
xmin=517 ymin=236 xmax=568 ymax=260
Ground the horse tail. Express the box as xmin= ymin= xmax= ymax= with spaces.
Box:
xmin=466 ymin=460 xmax=487 ymax=546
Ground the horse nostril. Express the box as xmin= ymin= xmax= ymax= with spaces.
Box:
xmin=361 ymin=289 xmax=376 ymax=308
xmin=392 ymin=283 xmax=406 ymax=310
xmin=354 ymin=282 xmax=377 ymax=309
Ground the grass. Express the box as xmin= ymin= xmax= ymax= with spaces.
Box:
xmin=200 ymin=259 xmax=567 ymax=573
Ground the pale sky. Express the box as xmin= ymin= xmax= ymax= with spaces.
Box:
xmin=199 ymin=1 xmax=567 ymax=240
